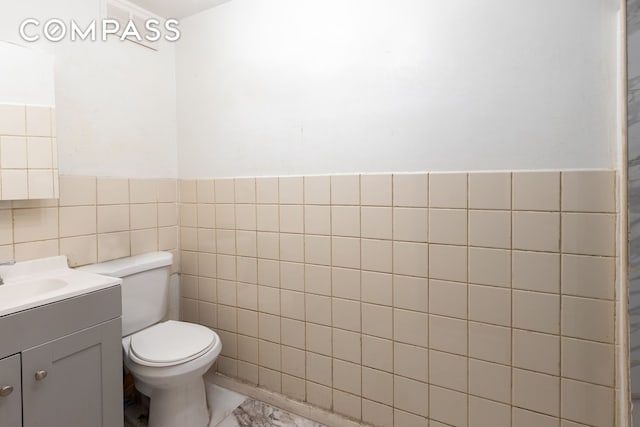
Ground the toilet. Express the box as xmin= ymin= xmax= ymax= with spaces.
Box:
xmin=79 ymin=251 xmax=221 ymax=427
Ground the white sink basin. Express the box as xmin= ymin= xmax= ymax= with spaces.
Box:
xmin=0 ymin=278 xmax=68 ymax=300
xmin=0 ymin=256 xmax=121 ymax=317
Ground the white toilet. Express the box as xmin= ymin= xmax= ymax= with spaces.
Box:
xmin=80 ymin=251 xmax=222 ymax=427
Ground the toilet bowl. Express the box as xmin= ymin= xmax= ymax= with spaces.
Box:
xmin=123 ymin=321 xmax=222 ymax=427
xmin=79 ymin=252 xmax=222 ymax=427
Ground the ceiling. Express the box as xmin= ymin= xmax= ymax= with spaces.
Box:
xmin=127 ymin=0 xmax=232 ymax=19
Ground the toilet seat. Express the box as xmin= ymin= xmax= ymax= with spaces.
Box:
xmin=128 ymin=320 xmax=217 ymax=367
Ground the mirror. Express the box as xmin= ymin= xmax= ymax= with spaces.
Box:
xmin=0 ymin=41 xmax=57 ymax=200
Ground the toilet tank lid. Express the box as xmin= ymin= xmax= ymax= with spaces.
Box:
xmin=77 ymin=252 xmax=173 ymax=278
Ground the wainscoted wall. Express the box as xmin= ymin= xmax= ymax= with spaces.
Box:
xmin=0 ymin=104 xmax=58 ymax=200
xmin=0 ymin=175 xmax=179 ymax=270
xmin=179 ymin=170 xmax=619 ymax=427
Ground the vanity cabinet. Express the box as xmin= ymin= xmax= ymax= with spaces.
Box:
xmin=22 ymin=318 xmax=122 ymax=427
xmin=0 ymin=354 xmax=22 ymax=427
xmin=0 ymin=286 xmax=123 ymax=427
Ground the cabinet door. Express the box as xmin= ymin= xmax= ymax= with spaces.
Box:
xmin=0 ymin=354 xmax=21 ymax=427
xmin=22 ymin=318 xmax=123 ymax=427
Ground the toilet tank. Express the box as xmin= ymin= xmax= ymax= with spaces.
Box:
xmin=79 ymin=252 xmax=173 ymax=336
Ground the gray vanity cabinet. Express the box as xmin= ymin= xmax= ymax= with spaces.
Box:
xmin=0 ymin=286 xmax=123 ymax=427
xmin=0 ymin=354 xmax=22 ymax=427
xmin=22 ymin=318 xmax=122 ymax=427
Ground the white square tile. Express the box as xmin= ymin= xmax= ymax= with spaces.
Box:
xmin=469 ymin=172 xmax=511 ymax=209
xmin=561 ymin=213 xmax=616 ymax=256
xmin=234 ymin=178 xmax=256 ymax=203
xmin=512 ymin=290 xmax=560 ymax=334
xmin=28 ymin=170 xmax=54 ymax=199
xmin=561 ymin=380 xmax=614 ymax=427
xmin=256 ymin=177 xmax=279 ymax=204
xmin=468 ymin=396 xmax=510 ymax=427
xmin=429 ymin=385 xmax=468 ymax=427
xmin=429 ymin=172 xmax=467 ymax=208
xmin=429 ymin=244 xmax=467 ymax=283
xmin=214 ymin=179 xmax=235 ymax=203
xmin=393 ymin=242 xmax=428 ymax=277
xmin=394 ymin=208 xmax=427 ymax=242
xmin=561 ymin=337 xmax=614 ymax=387
xmin=513 ymin=329 xmax=559 ymax=376
xmin=512 ymin=171 xmax=560 ymax=211
xmin=332 ymin=237 xmax=360 ymax=269
xmin=468 ymin=322 xmax=511 ymax=365
xmin=469 ymin=359 xmax=511 ymax=403
xmin=1 ymin=136 xmax=27 ymax=168
xmin=512 ymin=251 xmax=560 ymax=293
xmin=27 ymin=137 xmax=53 ymax=168
xmin=1 ymin=169 xmax=28 ymax=200
xmin=304 ymin=175 xmax=330 ymax=204
xmin=429 ymin=349 xmax=467 ymax=392
xmin=361 ymin=271 xmax=393 ymax=306
xmin=468 ymin=284 xmax=511 ymax=327
xmin=561 ymin=296 xmax=614 ymax=343
xmin=279 ymin=176 xmax=303 ymax=204
xmin=361 ymin=207 xmax=392 ymax=240
xmin=393 ymin=173 xmax=428 ymax=207
xmin=0 ymin=104 xmax=26 ymax=135
xmin=331 ymin=267 xmax=361 ymax=300
xmin=513 ymin=211 xmax=560 ymax=252
xmin=468 ymin=210 xmax=511 ymax=249
xmin=562 ymin=170 xmax=615 ymax=213
xmin=561 ymin=254 xmax=615 ymax=300
xmin=331 ymin=175 xmax=360 ymax=205
xmin=361 ymin=174 xmax=392 ymax=206
xmin=428 ymin=209 xmax=467 ymax=245
xmin=26 ymin=106 xmax=52 ymax=136
xmin=332 ymin=206 xmax=360 ymax=237
xmin=512 ymin=369 xmax=559 ymax=416
xmin=279 ymin=205 xmax=303 ymax=233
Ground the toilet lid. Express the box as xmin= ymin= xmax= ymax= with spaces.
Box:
xmin=129 ymin=321 xmax=217 ymax=367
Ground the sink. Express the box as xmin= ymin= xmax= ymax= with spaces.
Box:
xmin=0 ymin=278 xmax=68 ymax=300
xmin=0 ymin=256 xmax=121 ymax=317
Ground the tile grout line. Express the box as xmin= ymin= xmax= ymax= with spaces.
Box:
xmin=391 ymin=174 xmax=396 ymax=424
xmin=235 ymin=179 xmax=241 ymax=381
xmin=509 ymin=171 xmax=514 ymax=426
xmin=559 ymin=171 xmax=564 ymax=422
xmin=358 ymin=175 xmax=364 ymax=421
xmin=466 ymin=171 xmax=471 ymax=427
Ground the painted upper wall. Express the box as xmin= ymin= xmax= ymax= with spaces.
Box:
xmin=176 ymin=0 xmax=620 ymax=178
xmin=0 ymin=0 xmax=178 ymax=178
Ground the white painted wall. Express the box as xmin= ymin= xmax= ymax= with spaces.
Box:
xmin=176 ymin=0 xmax=620 ymax=178
xmin=0 ymin=42 xmax=54 ymax=106
xmin=0 ymin=0 xmax=178 ymax=178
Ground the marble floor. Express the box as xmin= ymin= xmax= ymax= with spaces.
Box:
xmin=210 ymin=384 xmax=326 ymax=427
xmin=125 ymin=383 xmax=325 ymax=427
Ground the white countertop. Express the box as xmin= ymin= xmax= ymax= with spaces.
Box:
xmin=0 ymin=256 xmax=122 ymax=317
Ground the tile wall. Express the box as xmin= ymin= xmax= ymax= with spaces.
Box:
xmin=0 ymin=169 xmax=619 ymax=426
xmin=179 ymin=170 xmax=619 ymax=427
xmin=0 ymin=175 xmax=179 ymax=269
xmin=0 ymin=104 xmax=58 ymax=200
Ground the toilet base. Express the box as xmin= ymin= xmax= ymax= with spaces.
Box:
xmin=143 ymin=377 xmax=210 ymax=427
